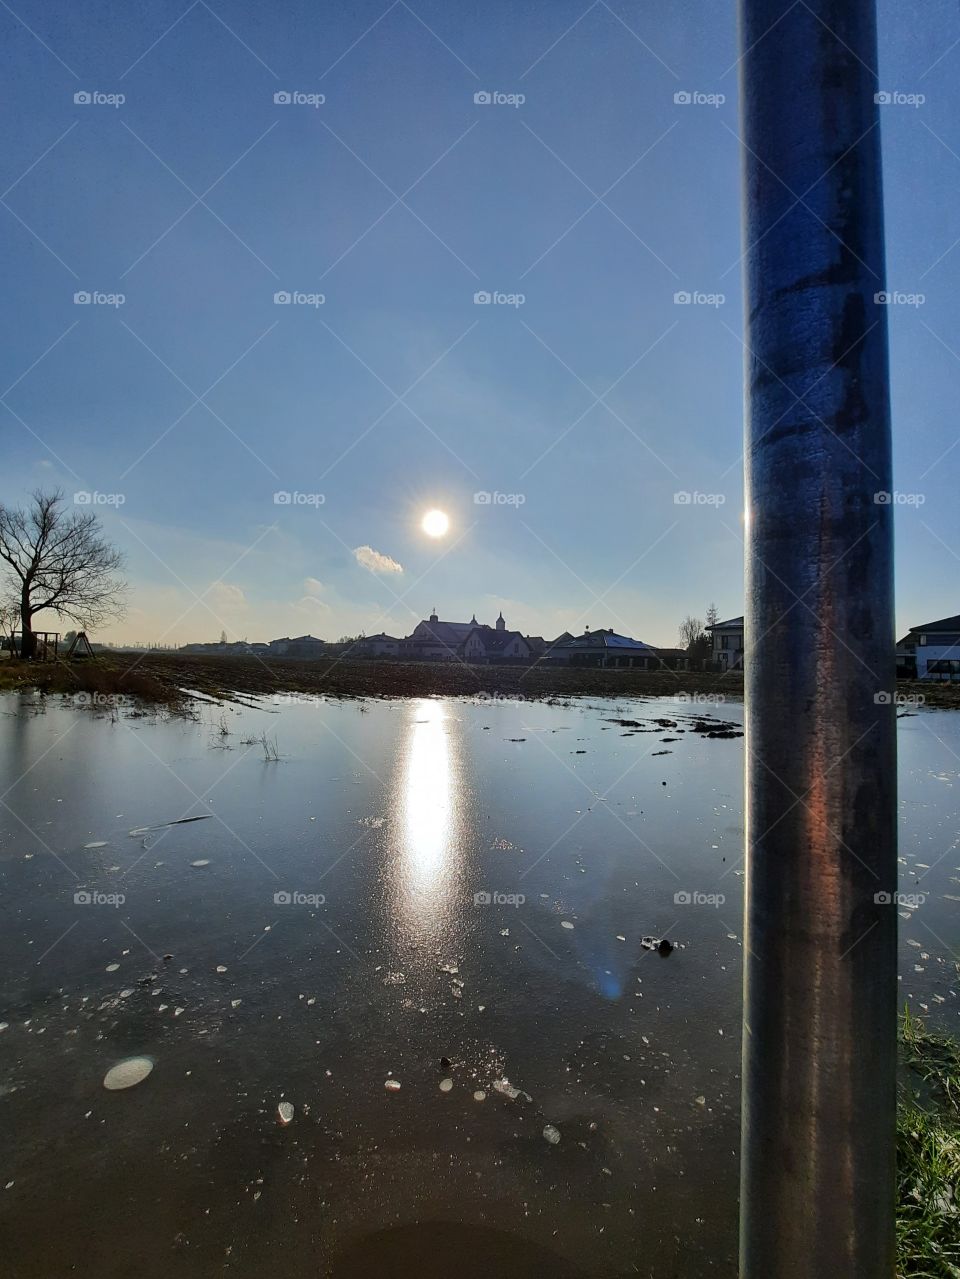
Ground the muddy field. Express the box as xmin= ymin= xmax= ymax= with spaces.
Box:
xmin=1 ymin=651 xmax=952 ymax=714
xmin=0 ymin=651 xmax=744 ymax=710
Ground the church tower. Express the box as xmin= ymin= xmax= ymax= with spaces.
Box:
xmin=496 ymin=611 xmax=505 ymax=632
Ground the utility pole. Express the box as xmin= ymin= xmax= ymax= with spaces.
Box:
xmin=737 ymin=1 xmax=897 ymax=1275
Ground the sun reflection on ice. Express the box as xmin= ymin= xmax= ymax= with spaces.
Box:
xmin=393 ymin=699 xmax=465 ymax=941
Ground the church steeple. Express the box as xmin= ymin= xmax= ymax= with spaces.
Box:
xmin=429 ymin=607 xmax=438 ymax=623
xmin=496 ymin=611 xmax=505 ymax=632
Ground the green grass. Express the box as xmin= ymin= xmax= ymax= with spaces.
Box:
xmin=898 ymin=1008 xmax=960 ymax=1277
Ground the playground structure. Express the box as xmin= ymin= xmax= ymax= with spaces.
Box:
xmin=8 ymin=631 xmax=60 ymax=661
xmin=64 ymin=631 xmax=96 ymax=660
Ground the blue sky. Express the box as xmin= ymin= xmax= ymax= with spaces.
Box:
xmin=1 ymin=0 xmax=957 ymax=646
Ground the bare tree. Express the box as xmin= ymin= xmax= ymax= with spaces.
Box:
xmin=680 ymin=614 xmax=713 ymax=667
xmin=0 ymin=598 xmax=19 ymax=654
xmin=678 ymin=615 xmax=704 ymax=650
xmin=705 ymin=602 xmax=719 ymax=629
xmin=0 ymin=490 xmax=126 ymax=659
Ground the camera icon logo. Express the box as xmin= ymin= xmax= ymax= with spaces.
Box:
xmin=673 ymin=890 xmax=692 ymax=904
xmin=73 ymin=491 xmax=92 ymax=504
xmin=74 ymin=890 xmax=92 ymax=904
xmin=74 ymin=291 xmax=91 ymax=305
xmin=873 ymin=490 xmax=891 ymax=504
xmin=873 ymin=890 xmax=892 ymax=904
xmin=474 ymin=91 xmax=492 ymax=105
xmin=274 ymin=91 xmax=292 ymax=104
xmin=74 ymin=90 xmax=92 ymax=105
xmin=673 ymin=491 xmax=692 ymax=504
xmin=273 ymin=290 xmax=292 ymax=304
xmin=473 ymin=290 xmax=492 ymax=305
xmin=873 ymin=691 xmax=892 ymax=705
xmin=274 ymin=890 xmax=292 ymax=904
xmin=673 ymin=290 xmax=691 ymax=304
xmin=674 ymin=91 xmax=692 ymax=105
xmin=273 ymin=491 xmax=292 ymax=505
xmin=874 ymin=291 xmax=891 ymax=305
xmin=874 ymin=91 xmax=892 ymax=105
xmin=473 ymin=891 xmax=492 ymax=905
xmin=473 ymin=490 xmax=492 ymax=504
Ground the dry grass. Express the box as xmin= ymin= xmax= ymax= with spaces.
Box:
xmin=898 ymin=1010 xmax=960 ymax=1277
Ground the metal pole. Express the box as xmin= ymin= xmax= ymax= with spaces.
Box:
xmin=737 ymin=1 xmax=897 ymax=1275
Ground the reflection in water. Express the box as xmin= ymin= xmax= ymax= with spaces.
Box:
xmin=393 ymin=699 xmax=465 ymax=942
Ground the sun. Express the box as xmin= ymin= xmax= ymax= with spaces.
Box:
xmin=421 ymin=509 xmax=450 ymax=538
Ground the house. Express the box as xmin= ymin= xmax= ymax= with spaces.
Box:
xmin=401 ymin=610 xmax=531 ymax=663
xmin=895 ymin=634 xmax=917 ymax=680
xmin=463 ymin=619 xmax=531 ymax=663
xmin=652 ymin=647 xmax=689 ymax=671
xmin=908 ymin=614 xmax=960 ymax=680
xmin=535 ymin=632 xmax=574 ymax=664
xmin=180 ymin=640 xmax=257 ymax=657
xmin=269 ymin=634 xmax=327 ymax=659
xmin=352 ymin=632 xmax=401 ymax=658
xmin=403 ymin=610 xmax=478 ymax=660
xmin=544 ymin=628 xmax=661 ymax=669
xmin=706 ymin=615 xmax=744 ymax=671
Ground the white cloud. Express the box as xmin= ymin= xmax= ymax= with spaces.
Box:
xmin=303 ymin=576 xmax=324 ymax=597
xmin=353 ymin=545 xmax=403 ymax=575
xmin=206 ymin=582 xmax=246 ymax=613
xmin=294 ymin=594 xmax=329 ymax=612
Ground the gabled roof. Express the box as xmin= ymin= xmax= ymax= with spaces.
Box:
xmin=705 ymin=615 xmax=743 ymax=630
xmin=465 ymin=627 xmax=528 ymax=653
xmin=557 ymin=629 xmax=655 ymax=652
xmin=413 ymin=619 xmax=480 ymax=645
xmin=910 ymin=614 xmax=960 ymax=634
xmin=363 ymin=632 xmax=400 ymax=642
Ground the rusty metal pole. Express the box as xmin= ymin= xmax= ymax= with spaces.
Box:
xmin=737 ymin=1 xmax=897 ymax=1275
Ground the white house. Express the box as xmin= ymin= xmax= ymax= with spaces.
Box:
xmin=706 ymin=615 xmax=744 ymax=671
xmin=908 ymin=614 xmax=960 ymax=680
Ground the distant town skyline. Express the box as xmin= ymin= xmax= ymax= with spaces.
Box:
xmin=2 ymin=0 xmax=957 ymax=648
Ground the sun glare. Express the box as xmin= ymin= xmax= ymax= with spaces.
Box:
xmin=422 ymin=509 xmax=450 ymax=538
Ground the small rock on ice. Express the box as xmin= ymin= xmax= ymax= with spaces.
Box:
xmin=103 ymin=1056 xmax=154 ymax=1091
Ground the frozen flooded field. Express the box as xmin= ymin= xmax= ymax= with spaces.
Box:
xmin=0 ymin=692 xmax=957 ymax=1278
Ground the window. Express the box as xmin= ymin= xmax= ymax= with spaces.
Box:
xmin=919 ymin=634 xmax=926 ymax=645
xmin=721 ymin=635 xmax=729 ymax=650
